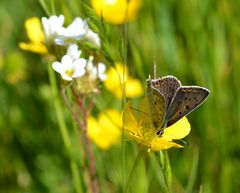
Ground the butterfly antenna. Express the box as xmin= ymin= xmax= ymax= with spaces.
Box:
xmin=130 ymin=106 xmax=151 ymax=118
xmin=153 ymin=62 xmax=157 ymax=79
xmin=148 ymin=74 xmax=153 ymax=86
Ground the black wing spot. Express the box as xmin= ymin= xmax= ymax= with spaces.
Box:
xmin=186 ymin=105 xmax=190 ymax=110
xmin=179 ymin=112 xmax=182 ymax=115
xmin=184 ymin=97 xmax=188 ymax=100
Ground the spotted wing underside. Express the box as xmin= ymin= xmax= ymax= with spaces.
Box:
xmin=166 ymin=86 xmax=210 ymax=127
xmin=151 ymin=76 xmax=181 ymax=111
xmin=146 ymin=81 xmax=165 ymax=129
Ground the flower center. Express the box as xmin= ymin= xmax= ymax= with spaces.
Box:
xmin=65 ymin=69 xmax=74 ymax=77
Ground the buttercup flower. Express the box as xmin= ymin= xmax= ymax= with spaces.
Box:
xmin=104 ymin=63 xmax=143 ymax=99
xmin=122 ymin=100 xmax=191 ymax=151
xmin=19 ymin=17 xmax=47 ymax=54
xmin=52 ymin=55 xmax=86 ymax=81
xmin=87 ymin=109 xmax=122 ymax=150
xmin=41 ymin=15 xmax=65 ymax=42
xmin=55 ymin=17 xmax=89 ymax=45
xmin=91 ymin=0 xmax=142 ymax=24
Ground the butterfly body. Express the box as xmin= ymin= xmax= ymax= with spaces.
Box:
xmin=146 ymin=76 xmax=210 ymax=136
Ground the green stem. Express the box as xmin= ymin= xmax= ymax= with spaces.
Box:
xmin=50 ymin=0 xmax=56 ymax=15
xmin=48 ymin=64 xmax=82 ymax=193
xmin=38 ymin=0 xmax=50 ymax=16
xmin=121 ymin=20 xmax=128 ymax=193
xmin=164 ymin=151 xmax=172 ymax=193
xmin=155 ymin=150 xmax=172 ymax=193
xmin=124 ymin=150 xmax=143 ymax=192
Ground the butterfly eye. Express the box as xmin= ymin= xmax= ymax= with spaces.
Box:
xmin=156 ymin=129 xmax=164 ymax=136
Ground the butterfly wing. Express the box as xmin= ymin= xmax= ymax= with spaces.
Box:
xmin=146 ymin=80 xmax=165 ymax=129
xmin=151 ymin=76 xmax=181 ymax=111
xmin=166 ymin=86 xmax=210 ymax=127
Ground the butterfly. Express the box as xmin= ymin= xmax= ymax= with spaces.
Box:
xmin=146 ymin=75 xmax=210 ymax=136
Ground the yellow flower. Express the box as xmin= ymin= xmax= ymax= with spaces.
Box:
xmin=87 ymin=109 xmax=122 ymax=150
xmin=122 ymin=100 xmax=191 ymax=151
xmin=91 ymin=0 xmax=142 ymax=24
xmin=104 ymin=63 xmax=143 ymax=99
xmin=19 ymin=17 xmax=47 ymax=54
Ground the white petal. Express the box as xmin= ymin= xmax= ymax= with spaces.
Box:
xmin=98 ymin=63 xmax=107 ymax=80
xmin=61 ymin=72 xmax=73 ymax=81
xmin=41 ymin=15 xmax=65 ymax=40
xmin=41 ymin=17 xmax=49 ymax=37
xmin=86 ymin=56 xmax=94 ymax=70
xmin=98 ymin=63 xmax=106 ymax=73
xmin=52 ymin=61 xmax=63 ymax=73
xmin=72 ymin=59 xmax=86 ymax=78
xmin=61 ymin=55 xmax=73 ymax=69
xmin=72 ymin=58 xmax=87 ymax=69
xmin=84 ymin=30 xmax=101 ymax=48
xmin=72 ymin=68 xmax=85 ymax=78
xmin=56 ymin=27 xmax=67 ymax=36
xmin=65 ymin=17 xmax=88 ymax=38
xmin=58 ymin=15 xmax=65 ymax=25
xmin=66 ymin=44 xmax=81 ymax=60
xmin=50 ymin=15 xmax=64 ymax=30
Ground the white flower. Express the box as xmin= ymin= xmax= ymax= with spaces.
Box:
xmin=87 ymin=56 xmax=106 ymax=81
xmin=55 ymin=17 xmax=89 ymax=45
xmin=83 ymin=29 xmax=101 ymax=48
xmin=52 ymin=55 xmax=86 ymax=81
xmin=41 ymin=15 xmax=64 ymax=41
xmin=97 ymin=63 xmax=107 ymax=80
xmin=66 ymin=44 xmax=81 ymax=60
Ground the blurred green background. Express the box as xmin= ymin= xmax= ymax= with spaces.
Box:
xmin=0 ymin=0 xmax=240 ymax=193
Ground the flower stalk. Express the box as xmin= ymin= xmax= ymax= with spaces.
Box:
xmin=155 ymin=150 xmax=172 ymax=193
xmin=60 ymin=83 xmax=99 ymax=193
xmin=48 ymin=63 xmax=83 ymax=193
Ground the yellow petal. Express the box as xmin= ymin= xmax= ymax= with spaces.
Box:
xmin=125 ymin=78 xmax=144 ymax=98
xmin=25 ymin=17 xmax=45 ymax=43
xmin=19 ymin=42 xmax=48 ymax=54
xmin=104 ymin=63 xmax=143 ymax=99
xmin=150 ymin=137 xmax=183 ymax=151
xmin=122 ymin=101 xmax=142 ymax=138
xmin=91 ymin=0 xmax=142 ymax=24
xmin=163 ymin=117 xmax=191 ymax=140
xmin=104 ymin=63 xmax=128 ymax=91
xmin=87 ymin=109 xmax=122 ymax=150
